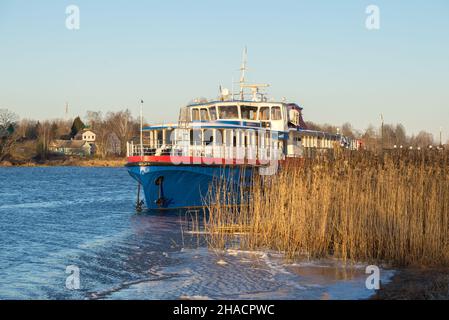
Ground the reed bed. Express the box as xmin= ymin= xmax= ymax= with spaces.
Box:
xmin=204 ymin=150 xmax=449 ymax=267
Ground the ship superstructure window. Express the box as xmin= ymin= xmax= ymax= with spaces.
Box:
xmin=179 ymin=107 xmax=191 ymax=122
xmin=218 ymin=105 xmax=239 ymax=119
xmin=209 ymin=106 xmax=217 ymax=120
xmin=240 ymin=106 xmax=258 ymax=120
xmin=200 ymin=108 xmax=209 ymax=121
xmin=259 ymin=107 xmax=270 ymax=120
xmin=192 ymin=108 xmax=200 ymax=121
xmin=271 ymin=106 xmax=282 ymax=120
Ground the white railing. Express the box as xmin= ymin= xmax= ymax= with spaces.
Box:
xmin=126 ymin=141 xmax=283 ymax=163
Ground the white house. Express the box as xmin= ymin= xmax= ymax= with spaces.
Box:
xmin=75 ymin=129 xmax=96 ymax=143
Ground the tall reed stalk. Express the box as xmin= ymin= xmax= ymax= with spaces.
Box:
xmin=204 ymin=150 xmax=449 ymax=266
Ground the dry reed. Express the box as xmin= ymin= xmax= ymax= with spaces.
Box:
xmin=204 ymin=150 xmax=449 ymax=267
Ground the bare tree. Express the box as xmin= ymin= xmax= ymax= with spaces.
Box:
xmin=106 ymin=110 xmax=137 ymax=156
xmin=53 ymin=119 xmax=72 ymax=139
xmin=304 ymin=121 xmax=321 ymax=131
xmin=0 ymin=109 xmax=19 ymax=161
xmin=35 ymin=121 xmax=56 ymax=160
xmin=86 ymin=111 xmax=111 ymax=158
xmin=341 ymin=122 xmax=355 ymax=139
xmin=395 ymin=124 xmax=407 ymax=147
xmin=411 ymin=131 xmax=434 ymax=148
xmin=362 ymin=125 xmax=379 ymax=151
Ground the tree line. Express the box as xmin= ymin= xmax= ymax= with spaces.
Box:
xmin=0 ymin=108 xmax=141 ymax=162
xmin=0 ymin=108 xmax=445 ymax=163
xmin=306 ymin=121 xmax=440 ymax=151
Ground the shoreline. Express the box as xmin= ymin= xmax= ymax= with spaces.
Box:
xmin=0 ymin=159 xmax=127 ymax=168
xmin=373 ymin=268 xmax=449 ymax=300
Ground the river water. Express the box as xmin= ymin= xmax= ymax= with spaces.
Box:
xmin=0 ymin=167 xmax=393 ymax=300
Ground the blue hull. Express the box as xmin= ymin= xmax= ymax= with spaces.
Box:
xmin=127 ymin=164 xmax=253 ymax=210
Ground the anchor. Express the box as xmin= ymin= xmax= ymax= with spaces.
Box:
xmin=155 ymin=176 xmax=166 ymax=208
xmin=135 ymin=182 xmax=144 ymax=213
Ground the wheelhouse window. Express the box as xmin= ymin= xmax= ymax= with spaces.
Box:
xmin=240 ymin=105 xmax=258 ymax=120
xmin=209 ymin=106 xmax=217 ymax=120
xmin=218 ymin=105 xmax=239 ymax=119
xmin=192 ymin=108 xmax=200 ymax=121
xmin=271 ymin=106 xmax=282 ymax=120
xmin=179 ymin=107 xmax=191 ymax=122
xmin=200 ymin=108 xmax=209 ymax=121
xmin=259 ymin=107 xmax=270 ymax=121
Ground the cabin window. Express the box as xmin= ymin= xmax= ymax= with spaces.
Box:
xmin=179 ymin=107 xmax=190 ymax=122
xmin=259 ymin=107 xmax=270 ymax=120
xmin=218 ymin=105 xmax=239 ymax=119
xmin=240 ymin=106 xmax=258 ymax=120
xmin=192 ymin=108 xmax=200 ymax=121
xmin=203 ymin=129 xmax=213 ymax=145
xmin=271 ymin=106 xmax=282 ymax=120
xmin=200 ymin=108 xmax=209 ymax=121
xmin=209 ymin=106 xmax=217 ymax=120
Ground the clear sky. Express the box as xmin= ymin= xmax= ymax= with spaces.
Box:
xmin=1 ymin=0 xmax=448 ymax=139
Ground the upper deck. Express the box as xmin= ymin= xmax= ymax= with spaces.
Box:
xmin=161 ymin=100 xmax=305 ymax=133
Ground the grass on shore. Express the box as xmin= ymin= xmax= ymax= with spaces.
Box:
xmin=373 ymin=268 xmax=449 ymax=300
xmin=0 ymin=157 xmax=126 ymax=167
xmin=204 ymin=150 xmax=449 ymax=267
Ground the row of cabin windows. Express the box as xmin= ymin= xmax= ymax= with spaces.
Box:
xmin=191 ymin=105 xmax=283 ymax=122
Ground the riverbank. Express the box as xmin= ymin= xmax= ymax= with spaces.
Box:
xmin=374 ymin=268 xmax=449 ymax=300
xmin=0 ymin=158 xmax=126 ymax=167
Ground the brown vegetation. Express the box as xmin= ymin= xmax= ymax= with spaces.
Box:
xmin=373 ymin=268 xmax=449 ymax=300
xmin=204 ymin=150 xmax=449 ymax=267
xmin=1 ymin=157 xmax=126 ymax=167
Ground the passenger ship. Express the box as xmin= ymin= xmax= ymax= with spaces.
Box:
xmin=126 ymin=53 xmax=361 ymax=210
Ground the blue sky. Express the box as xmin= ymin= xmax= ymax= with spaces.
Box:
xmin=1 ymin=0 xmax=448 ymax=138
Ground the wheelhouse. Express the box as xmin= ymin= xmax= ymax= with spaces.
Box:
xmin=182 ymin=101 xmax=287 ymax=128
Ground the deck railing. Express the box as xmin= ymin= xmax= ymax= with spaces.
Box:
xmin=126 ymin=141 xmax=283 ymax=163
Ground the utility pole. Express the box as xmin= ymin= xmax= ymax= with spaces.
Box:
xmin=440 ymin=126 xmax=443 ymax=147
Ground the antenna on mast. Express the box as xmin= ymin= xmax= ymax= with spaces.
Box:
xmin=239 ymin=46 xmax=247 ymax=100
xmin=237 ymin=47 xmax=270 ymax=101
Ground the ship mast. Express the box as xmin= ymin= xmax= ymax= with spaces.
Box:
xmin=239 ymin=47 xmax=248 ymax=100
xmin=238 ymin=47 xmax=270 ymax=101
